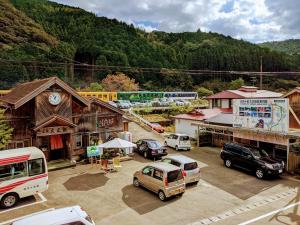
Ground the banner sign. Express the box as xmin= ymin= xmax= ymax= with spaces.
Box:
xmin=233 ymin=98 xmax=289 ymax=133
xmin=87 ymin=146 xmax=100 ymax=157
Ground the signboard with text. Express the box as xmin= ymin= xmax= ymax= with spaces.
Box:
xmin=233 ymin=98 xmax=289 ymax=133
xmin=87 ymin=146 xmax=100 ymax=157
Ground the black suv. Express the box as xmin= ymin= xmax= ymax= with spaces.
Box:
xmin=135 ymin=139 xmax=168 ymax=159
xmin=220 ymin=143 xmax=284 ymax=179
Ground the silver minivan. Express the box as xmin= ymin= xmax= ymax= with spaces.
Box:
xmin=133 ymin=162 xmax=185 ymax=201
xmin=164 ymin=133 xmax=191 ymax=151
xmin=161 ymin=155 xmax=201 ymax=184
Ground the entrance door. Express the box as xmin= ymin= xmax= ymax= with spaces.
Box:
xmin=49 ymin=134 xmax=66 ymax=161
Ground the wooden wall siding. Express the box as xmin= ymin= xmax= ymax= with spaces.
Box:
xmin=73 ymin=113 xmax=123 ymax=133
xmin=8 ymin=118 xmax=32 ymax=140
xmin=288 ymin=92 xmax=300 ymax=117
xmin=288 ymin=152 xmax=300 ymax=172
xmin=35 ymin=90 xmax=72 ymax=125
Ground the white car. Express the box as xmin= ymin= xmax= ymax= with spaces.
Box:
xmin=161 ymin=155 xmax=201 ymax=184
xmin=12 ymin=205 xmax=95 ymax=225
xmin=164 ymin=133 xmax=191 ymax=151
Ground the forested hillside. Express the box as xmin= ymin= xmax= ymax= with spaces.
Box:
xmin=0 ymin=0 xmax=299 ymax=90
xmin=260 ymin=39 xmax=300 ymax=55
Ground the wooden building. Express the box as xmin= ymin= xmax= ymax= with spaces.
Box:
xmin=0 ymin=77 xmax=128 ymax=161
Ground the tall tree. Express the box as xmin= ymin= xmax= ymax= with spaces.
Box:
xmin=101 ymin=72 xmax=139 ymax=91
xmin=0 ymin=109 xmax=13 ymax=150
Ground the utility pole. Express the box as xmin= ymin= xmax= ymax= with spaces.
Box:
xmin=260 ymin=56 xmax=263 ymax=90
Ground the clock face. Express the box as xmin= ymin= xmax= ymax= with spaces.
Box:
xmin=48 ymin=92 xmax=61 ymax=105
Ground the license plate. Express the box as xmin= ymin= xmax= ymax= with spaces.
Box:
xmin=279 ymin=169 xmax=282 ymax=173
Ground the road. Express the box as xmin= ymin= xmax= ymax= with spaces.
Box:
xmin=0 ymin=122 xmax=299 ymax=225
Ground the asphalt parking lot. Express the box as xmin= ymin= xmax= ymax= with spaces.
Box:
xmin=1 ymin=123 xmax=300 ymax=225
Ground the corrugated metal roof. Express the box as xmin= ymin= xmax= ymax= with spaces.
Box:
xmin=228 ymin=89 xmax=283 ymax=98
xmin=207 ymin=89 xmax=282 ymax=99
xmin=173 ymin=108 xmax=222 ymax=121
xmin=205 ymin=113 xmax=233 ymax=125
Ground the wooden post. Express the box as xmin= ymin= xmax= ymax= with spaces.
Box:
xmin=286 ymin=138 xmax=290 ymax=172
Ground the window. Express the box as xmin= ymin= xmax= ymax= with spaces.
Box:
xmin=171 ymin=160 xmax=181 ymax=167
xmin=75 ymin=135 xmax=82 ymax=148
xmin=229 ymin=147 xmax=242 ymax=155
xmin=153 ymin=169 xmax=163 ymax=181
xmin=167 ymin=170 xmax=183 ymax=183
xmin=62 ymin=222 xmax=85 ymax=225
xmin=184 ymin=162 xmax=198 ymax=171
xmin=28 ymin=158 xmax=45 ymax=176
xmin=142 ymin=166 xmax=153 ymax=176
xmin=0 ymin=162 xmax=27 ymax=181
xmin=179 ymin=136 xmax=189 ymax=141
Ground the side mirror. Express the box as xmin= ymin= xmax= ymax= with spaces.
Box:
xmin=246 ymin=155 xmax=252 ymax=159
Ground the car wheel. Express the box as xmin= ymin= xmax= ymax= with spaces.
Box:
xmin=175 ymin=145 xmax=179 ymax=151
xmin=225 ymin=159 xmax=232 ymax=168
xmin=177 ymin=193 xmax=184 ymax=197
xmin=143 ymin=151 xmax=148 ymax=159
xmin=255 ymin=169 xmax=264 ymax=179
xmin=133 ymin=178 xmax=139 ymax=187
xmin=158 ymin=190 xmax=166 ymax=201
xmin=0 ymin=193 xmax=19 ymax=208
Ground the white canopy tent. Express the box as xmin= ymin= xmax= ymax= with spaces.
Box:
xmin=98 ymin=138 xmax=136 ymax=154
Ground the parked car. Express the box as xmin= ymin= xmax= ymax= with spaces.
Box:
xmin=108 ymin=101 xmax=118 ymax=108
xmin=114 ymin=100 xmax=130 ymax=109
xmin=151 ymin=123 xmax=165 ymax=133
xmin=159 ymin=98 xmax=170 ymax=107
xmin=133 ymin=162 xmax=185 ymax=201
xmin=220 ymin=143 xmax=285 ymax=179
xmin=151 ymin=100 xmax=161 ymax=107
xmin=175 ymin=100 xmax=185 ymax=106
xmin=12 ymin=205 xmax=95 ymax=225
xmin=164 ymin=134 xmax=191 ymax=151
xmin=135 ymin=139 xmax=168 ymax=159
xmin=161 ymin=155 xmax=201 ymax=184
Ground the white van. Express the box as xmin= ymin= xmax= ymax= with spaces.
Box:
xmin=164 ymin=134 xmax=191 ymax=151
xmin=0 ymin=147 xmax=48 ymax=208
xmin=12 ymin=205 xmax=95 ymax=225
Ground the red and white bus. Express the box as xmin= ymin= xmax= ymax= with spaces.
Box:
xmin=0 ymin=147 xmax=48 ymax=208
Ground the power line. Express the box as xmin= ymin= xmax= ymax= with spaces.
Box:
xmin=1 ymin=58 xmax=300 ymax=76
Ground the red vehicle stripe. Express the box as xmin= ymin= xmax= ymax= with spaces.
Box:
xmin=0 ymin=155 xmax=30 ymax=166
xmin=0 ymin=173 xmax=48 ymax=194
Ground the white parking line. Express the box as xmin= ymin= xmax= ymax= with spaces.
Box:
xmin=0 ymin=208 xmax=54 ymax=225
xmin=238 ymin=200 xmax=300 ymax=225
xmin=0 ymin=193 xmax=47 ymax=215
xmin=187 ymin=188 xmax=297 ymax=225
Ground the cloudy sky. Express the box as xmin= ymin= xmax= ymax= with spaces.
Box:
xmin=53 ymin=0 xmax=300 ymax=43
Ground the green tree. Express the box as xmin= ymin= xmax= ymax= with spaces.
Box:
xmin=196 ymin=87 xmax=213 ymax=98
xmin=229 ymin=78 xmax=245 ymax=90
xmin=89 ymin=82 xmax=104 ymax=91
xmin=0 ymin=109 xmax=13 ymax=150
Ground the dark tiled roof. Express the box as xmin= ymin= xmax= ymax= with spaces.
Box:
xmin=0 ymin=77 xmax=89 ymax=109
xmin=0 ymin=77 xmax=53 ymax=105
xmin=89 ymin=97 xmax=124 ymax=115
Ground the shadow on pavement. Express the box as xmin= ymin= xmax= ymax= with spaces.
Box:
xmin=63 ymin=173 xmax=109 ymax=191
xmin=121 ymin=184 xmax=180 ymax=215
xmin=269 ymin=187 xmax=300 ymax=224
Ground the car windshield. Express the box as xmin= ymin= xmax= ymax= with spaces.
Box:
xmin=184 ymin=162 xmax=198 ymax=171
xmin=179 ymin=136 xmax=189 ymax=141
xmin=251 ymin=148 xmax=269 ymax=159
xmin=167 ymin=170 xmax=183 ymax=183
xmin=148 ymin=141 xmax=162 ymax=149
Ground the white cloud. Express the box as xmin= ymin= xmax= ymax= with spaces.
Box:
xmin=53 ymin=0 xmax=300 ymax=43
